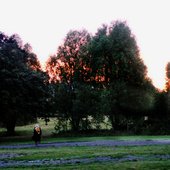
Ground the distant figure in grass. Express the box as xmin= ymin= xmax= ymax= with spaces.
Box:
xmin=32 ymin=124 xmax=42 ymax=146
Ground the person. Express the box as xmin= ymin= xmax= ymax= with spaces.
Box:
xmin=32 ymin=124 xmax=42 ymax=146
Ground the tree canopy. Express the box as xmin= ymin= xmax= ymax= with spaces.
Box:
xmin=0 ymin=32 xmax=49 ymax=135
xmin=88 ymin=21 xmax=155 ymax=130
xmin=1 ymin=20 xmax=169 ymax=135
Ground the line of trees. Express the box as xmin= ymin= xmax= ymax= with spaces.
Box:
xmin=0 ymin=21 xmax=170 ymax=135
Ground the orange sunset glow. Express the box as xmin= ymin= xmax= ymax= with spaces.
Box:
xmin=0 ymin=0 xmax=169 ymax=90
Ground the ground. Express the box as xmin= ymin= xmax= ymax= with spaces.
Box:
xmin=1 ymin=139 xmax=170 ymax=168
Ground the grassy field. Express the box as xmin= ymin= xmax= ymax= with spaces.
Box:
xmin=1 ymin=118 xmax=170 ymax=144
xmin=0 ymin=118 xmax=56 ymax=144
xmin=0 ymin=145 xmax=170 ymax=169
xmin=1 ymin=119 xmax=170 ymax=169
xmin=0 ymin=118 xmax=56 ymax=136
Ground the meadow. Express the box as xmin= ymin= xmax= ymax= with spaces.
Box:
xmin=0 ymin=119 xmax=170 ymax=169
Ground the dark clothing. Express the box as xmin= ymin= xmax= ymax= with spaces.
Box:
xmin=32 ymin=127 xmax=42 ymax=145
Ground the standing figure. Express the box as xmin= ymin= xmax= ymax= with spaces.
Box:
xmin=32 ymin=124 xmax=42 ymax=145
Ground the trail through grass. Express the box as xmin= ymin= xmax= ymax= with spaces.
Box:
xmin=1 ymin=119 xmax=170 ymax=169
xmin=1 ymin=145 xmax=170 ymax=169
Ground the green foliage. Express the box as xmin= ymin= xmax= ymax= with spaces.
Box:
xmin=88 ymin=21 xmax=155 ymax=131
xmin=45 ymin=21 xmax=159 ymax=134
xmin=0 ymin=19 xmax=169 ymax=136
xmin=46 ymin=30 xmax=97 ymax=132
xmin=46 ymin=30 xmax=91 ymax=83
xmin=0 ymin=32 xmax=49 ymax=135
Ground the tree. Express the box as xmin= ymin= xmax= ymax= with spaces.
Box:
xmin=46 ymin=29 xmax=92 ymax=131
xmin=165 ymin=62 xmax=170 ymax=91
xmin=0 ymin=32 xmax=48 ymax=135
xmin=165 ymin=62 xmax=170 ymax=124
xmin=150 ymin=62 xmax=170 ymax=134
xmin=88 ymin=21 xmax=155 ymax=131
xmin=24 ymin=43 xmax=41 ymax=71
xmin=88 ymin=24 xmax=110 ymax=87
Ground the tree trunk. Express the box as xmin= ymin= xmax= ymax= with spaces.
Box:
xmin=109 ymin=114 xmax=115 ymax=131
xmin=6 ymin=117 xmax=16 ymax=136
xmin=71 ymin=115 xmax=80 ymax=132
xmin=109 ymin=113 xmax=120 ymax=132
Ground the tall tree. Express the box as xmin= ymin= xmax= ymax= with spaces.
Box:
xmin=165 ymin=62 xmax=170 ymax=91
xmin=165 ymin=62 xmax=170 ymax=119
xmin=89 ymin=21 xmax=155 ymax=131
xmin=46 ymin=29 xmax=92 ymax=131
xmin=0 ymin=32 xmax=48 ymax=135
xmin=88 ymin=24 xmax=110 ymax=87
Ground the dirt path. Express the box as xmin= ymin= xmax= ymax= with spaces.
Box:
xmin=1 ymin=139 xmax=170 ymax=149
xmin=1 ymin=139 xmax=170 ymax=168
xmin=1 ymin=154 xmax=170 ymax=168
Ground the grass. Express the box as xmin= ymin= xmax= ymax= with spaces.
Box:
xmin=37 ymin=161 xmax=170 ymax=170
xmin=1 ymin=119 xmax=170 ymax=169
xmin=1 ymin=145 xmax=170 ymax=161
xmin=0 ymin=118 xmax=170 ymax=144
xmin=1 ymin=145 xmax=170 ymax=169
xmin=14 ymin=118 xmax=56 ymax=137
xmin=0 ymin=118 xmax=56 ymax=136
xmin=0 ymin=118 xmax=56 ymax=144
xmin=1 ymin=161 xmax=170 ymax=170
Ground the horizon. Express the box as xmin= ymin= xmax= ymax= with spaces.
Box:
xmin=0 ymin=0 xmax=170 ymax=90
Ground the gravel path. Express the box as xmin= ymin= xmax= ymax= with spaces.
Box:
xmin=0 ymin=154 xmax=170 ymax=168
xmin=1 ymin=139 xmax=170 ymax=149
xmin=1 ymin=139 xmax=170 ymax=168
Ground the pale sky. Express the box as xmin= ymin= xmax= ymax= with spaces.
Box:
xmin=0 ymin=0 xmax=170 ymax=90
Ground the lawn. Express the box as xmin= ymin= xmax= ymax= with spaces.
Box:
xmin=0 ymin=145 xmax=170 ymax=169
xmin=1 ymin=119 xmax=170 ymax=169
xmin=1 ymin=118 xmax=170 ymax=144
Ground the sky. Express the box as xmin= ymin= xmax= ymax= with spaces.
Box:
xmin=0 ymin=0 xmax=170 ymax=90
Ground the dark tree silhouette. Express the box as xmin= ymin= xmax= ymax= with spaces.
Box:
xmin=46 ymin=29 xmax=92 ymax=131
xmin=88 ymin=21 xmax=155 ymax=131
xmin=165 ymin=62 xmax=170 ymax=121
xmin=0 ymin=32 xmax=48 ymax=135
